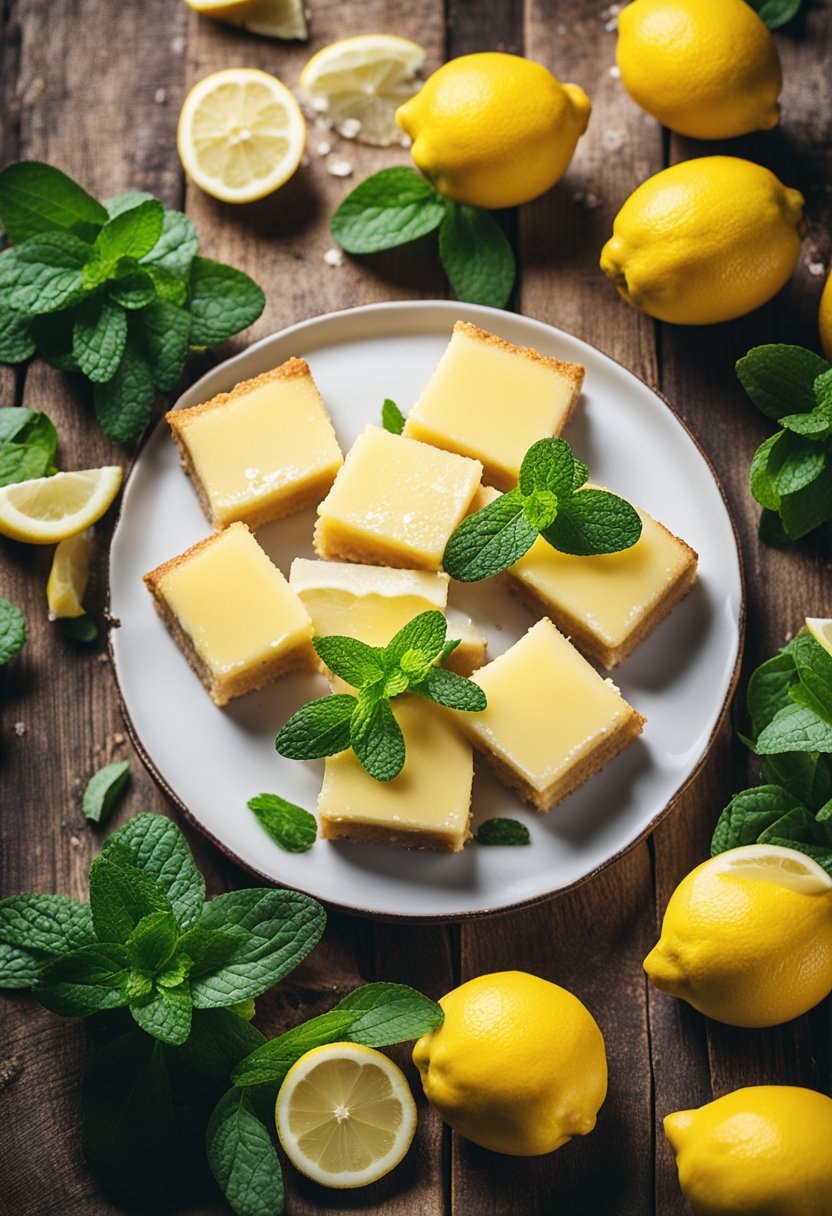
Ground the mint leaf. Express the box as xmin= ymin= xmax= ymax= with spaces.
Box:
xmin=0 ymin=599 xmax=26 ymax=664
xmin=140 ymin=300 xmax=191 ymax=390
xmin=385 ymin=609 xmax=447 ymax=668
xmin=413 ymin=664 xmax=486 ymax=712
xmin=0 ymin=408 xmax=57 ymax=486
xmin=767 ymin=431 xmax=826 ymax=495
xmin=29 ymin=312 xmax=80 ymax=370
xmin=73 ymin=299 xmax=128 ymax=383
xmin=475 ymin=817 xmax=531 ymax=845
xmin=711 ymin=785 xmax=805 ymax=854
xmin=105 ymin=191 xmax=155 ymax=219
xmin=145 ymin=264 xmax=188 ymax=306
xmin=519 ymin=437 xmax=578 ymax=499
xmin=36 ymin=942 xmax=130 ymax=1015
xmin=438 ymin=202 xmax=515 ymax=308
xmin=331 ymin=167 xmax=446 ymax=254
xmin=748 ymin=646 xmax=797 ymax=736
xmin=523 ymin=489 xmax=559 ymax=532
xmin=141 ymin=208 xmax=198 ymax=275
xmin=0 ymin=231 xmax=90 ymax=314
xmin=88 ymin=852 xmax=173 ymax=943
xmin=744 ymin=0 xmax=803 ymax=29
xmin=790 ymin=634 xmax=832 ymax=719
xmin=815 ymin=369 xmax=832 ymax=409
xmin=109 ymin=269 xmax=156 ymax=310
xmin=187 ymin=257 xmax=265 ymax=346
xmin=180 ymin=925 xmax=243 ymax=978
xmin=543 ymin=488 xmax=642 ymax=556
xmin=737 ymin=344 xmax=830 ymax=420
xmin=750 ymin=431 xmax=782 ymax=509
xmin=0 ymin=161 xmax=107 ymax=244
xmin=0 ymin=893 xmax=94 ymax=956
xmin=350 ymin=692 xmax=406 ymax=782
xmin=0 ymin=310 xmax=35 ymax=362
xmin=382 ymin=397 xmax=405 ymax=434
xmin=779 ymin=405 xmax=832 ymax=440
xmin=777 ymin=467 xmax=832 ymax=539
xmin=313 ymin=635 xmax=385 ymax=688
xmin=131 ymin=980 xmax=193 ymax=1045
xmin=335 ymin=982 xmax=444 ymax=1046
xmin=93 ymin=337 xmax=156 ymax=441
xmin=276 ymin=692 xmax=356 ymax=760
xmin=94 ymin=198 xmax=164 ymax=264
xmin=247 ymin=793 xmax=317 ymax=854
xmin=169 ymin=1007 xmax=265 ymax=1082
xmin=443 ymin=488 xmax=537 ymax=582
xmin=206 ymin=1089 xmax=283 ymax=1216
xmin=759 ymin=803 xmax=832 ymax=873
xmin=232 ymin=1010 xmax=357 ymax=1087
xmin=126 ymin=910 xmax=178 ymax=974
xmin=761 ymin=752 xmax=832 ymax=810
xmin=82 ymin=759 xmax=130 ymax=825
xmin=755 ymin=702 xmax=832 ymax=754
xmin=0 ymin=942 xmax=48 ymax=989
xmin=104 ymin=812 xmax=206 ymax=931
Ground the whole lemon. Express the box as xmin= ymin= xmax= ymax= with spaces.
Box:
xmin=600 ymin=156 xmax=806 ymax=325
xmin=665 ymin=1086 xmax=832 ymax=1216
xmin=644 ymin=844 xmax=832 ymax=1027
xmin=820 ymin=268 xmax=832 ymax=362
xmin=616 ymin=0 xmax=782 ymax=140
xmin=395 ymin=53 xmax=590 ymax=210
xmin=412 ymin=970 xmax=607 ymax=1155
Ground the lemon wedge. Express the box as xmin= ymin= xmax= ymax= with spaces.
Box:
xmin=0 ymin=468 xmax=122 ymax=544
xmin=709 ymin=843 xmax=832 ymax=896
xmin=47 ymin=533 xmax=91 ymax=618
xmin=299 ymin=34 xmax=425 ymax=146
xmin=184 ymin=0 xmax=307 ymax=40
xmin=275 ymin=1042 xmax=417 ymax=1188
xmin=805 ymin=617 xmax=832 ymax=657
xmin=178 ymin=68 xmax=306 ymax=203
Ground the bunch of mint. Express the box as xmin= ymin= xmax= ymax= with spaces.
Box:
xmin=276 ymin=609 xmax=486 ymax=782
xmin=0 ymin=161 xmax=265 ymax=442
xmin=738 ymin=344 xmax=832 ymax=544
xmin=331 ymin=167 xmax=515 ymax=309
xmin=0 ymin=811 xmax=443 ymax=1213
xmin=443 ymin=436 xmax=643 ymax=582
xmin=711 ymin=631 xmax=832 ymax=872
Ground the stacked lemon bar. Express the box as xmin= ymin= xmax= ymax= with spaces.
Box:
xmin=145 ymin=321 xmax=697 ymax=852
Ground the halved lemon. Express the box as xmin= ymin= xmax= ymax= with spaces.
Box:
xmin=275 ymin=1042 xmax=417 ymax=1188
xmin=47 ymin=532 xmax=91 ymax=618
xmin=184 ymin=0 xmax=307 ymax=41
xmin=298 ymin=34 xmax=425 ymax=146
xmin=805 ymin=617 xmax=832 ymax=657
xmin=178 ymin=68 xmax=306 ymax=203
xmin=710 ymin=843 xmax=832 ymax=896
xmin=0 ymin=468 xmax=122 ymax=544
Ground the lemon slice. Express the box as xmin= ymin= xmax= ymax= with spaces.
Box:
xmin=47 ymin=533 xmax=91 ymax=618
xmin=711 ymin=844 xmax=832 ymax=896
xmin=299 ymin=34 xmax=425 ymax=146
xmin=178 ymin=68 xmax=306 ymax=203
xmin=0 ymin=468 xmax=122 ymax=544
xmin=184 ymin=0 xmax=308 ymax=41
xmin=805 ymin=617 xmax=832 ymax=657
xmin=276 ymin=1042 xmax=417 ymax=1188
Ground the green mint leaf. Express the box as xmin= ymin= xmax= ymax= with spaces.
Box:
xmin=156 ymin=952 xmax=193 ymax=989
xmin=94 ymin=198 xmax=164 ymax=264
xmin=93 ymin=337 xmax=156 ymax=441
xmin=790 ymin=634 xmax=832 ymax=720
xmin=761 ymin=752 xmax=832 ymax=811
xmin=0 ymin=599 xmax=26 ymax=664
xmin=747 ymin=645 xmax=797 ymax=736
xmin=168 ymin=1007 xmax=265 ymax=1082
xmin=141 ymin=208 xmax=199 ymax=275
xmin=145 ymin=264 xmax=188 ymax=306
xmin=72 ymin=299 xmax=128 ymax=383
xmin=0 ymin=942 xmax=49 ymax=989
xmin=737 ymin=344 xmax=830 ymax=420
xmin=190 ymin=888 xmax=325 ymax=1008
xmin=750 ymin=431 xmax=782 ymax=510
xmin=0 ymin=893 xmax=94 ymax=956
xmin=82 ymin=759 xmax=131 ymax=825
xmin=187 ymin=256 xmax=265 ymax=346
xmin=0 ymin=436 xmax=54 ymax=486
xmin=232 ymin=1010 xmax=357 ymax=1087
xmin=710 ymin=785 xmax=806 ymax=855
xmin=755 ymin=701 xmax=832 ymax=754
xmin=105 ymin=191 xmax=155 ymax=219
xmin=382 ymin=397 xmax=406 ymax=434
xmin=88 ymin=851 xmax=173 ymax=943
xmin=131 ymin=980 xmax=193 ymax=1046
xmin=0 ymin=161 xmax=107 ymax=244
xmin=0 ymin=232 xmax=90 ymax=314
xmin=140 ymin=299 xmax=191 ymax=390
xmin=743 ymin=0 xmax=803 ymax=29
xmin=777 ymin=467 xmax=832 ymax=540
xmin=0 ymin=310 xmax=35 ymax=363
xmin=331 ymin=166 xmax=446 ymax=254
xmin=180 ymin=925 xmax=244 ymax=978
xmin=335 ymin=982 xmax=444 ymax=1046
xmin=767 ymin=431 xmax=826 ymax=495
xmin=779 ymin=405 xmax=832 ymax=440
xmin=572 ymin=459 xmax=590 ymax=491
xmin=519 ymin=436 xmax=577 ymax=499
xmin=0 ymin=408 xmax=58 ymax=486
xmin=206 ymin=1089 xmax=284 ymax=1216
xmin=789 ymin=680 xmax=832 ymax=723
xmin=125 ymin=969 xmax=154 ymax=1001
xmin=438 ymin=202 xmax=515 ymax=308
xmin=0 ymin=406 xmax=37 ymax=444
xmin=126 ymin=910 xmax=178 ymax=975
xmin=350 ymin=692 xmax=406 ymax=782
xmin=759 ymin=803 xmax=832 ymax=873
xmin=475 ymin=817 xmax=531 ymax=845
xmin=385 ymin=609 xmax=448 ymax=669
xmin=543 ymin=488 xmax=642 ymax=556
xmin=109 ymin=269 xmax=157 ymax=310
xmin=312 ymin=635 xmax=386 ymax=688
xmin=36 ymin=942 xmax=130 ymax=1015
xmin=443 ymin=488 xmax=538 ymax=582
xmin=275 ymin=692 xmax=356 ymax=760
xmin=412 ymin=664 xmax=487 ymax=712
xmin=247 ymin=793 xmax=317 ymax=854
xmin=523 ymin=488 xmax=559 ymax=532
xmin=57 ymin=614 xmax=98 ymax=643
xmin=815 ymin=369 xmax=832 ymax=409
xmin=103 ymin=812 xmax=206 ymax=931
xmin=383 ymin=667 xmax=412 ymax=697
xmin=29 ymin=312 xmax=80 ymax=370
xmin=438 ymin=638 xmax=461 ymax=664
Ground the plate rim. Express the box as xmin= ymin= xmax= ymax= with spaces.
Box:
xmin=107 ymin=299 xmax=746 ymax=923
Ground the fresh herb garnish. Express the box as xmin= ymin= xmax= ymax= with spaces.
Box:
xmin=0 ymin=162 xmax=265 ymax=442
xmin=0 ymin=406 xmax=58 ymax=486
xmin=247 ymin=793 xmax=317 ymax=853
xmin=475 ymin=818 xmax=531 ymax=846
xmin=276 ymin=610 xmax=487 ymax=782
xmin=443 ymin=437 xmax=642 ymax=582
xmin=738 ymin=344 xmax=832 ymax=543
xmin=82 ymin=760 xmax=130 ymax=825
xmin=744 ymin=0 xmax=802 ymax=29
xmin=381 ymin=396 xmax=406 ymax=434
xmin=0 ymin=598 xmax=26 ymax=665
xmin=331 ymin=166 xmax=515 ymax=309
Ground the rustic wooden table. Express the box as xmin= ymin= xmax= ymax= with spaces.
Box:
xmin=2 ymin=1 xmax=831 ymax=1212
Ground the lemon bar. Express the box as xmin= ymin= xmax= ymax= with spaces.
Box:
xmin=403 ymin=321 xmax=584 ymax=491
xmin=459 ymin=618 xmax=645 ymax=812
xmin=318 ymin=696 xmax=474 ymax=851
xmin=167 ymin=358 xmax=343 ymax=530
xmin=289 ymin=558 xmax=486 ymax=675
xmin=143 ymin=522 xmax=314 ymax=706
xmin=314 ymin=425 xmax=482 ymax=571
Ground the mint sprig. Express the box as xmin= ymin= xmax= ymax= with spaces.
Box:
xmin=331 ymin=166 xmax=516 ymax=309
xmin=444 ymin=437 xmax=642 ymax=582
xmin=276 ymin=609 xmax=487 ymax=782
xmin=0 ymin=161 xmax=265 ymax=442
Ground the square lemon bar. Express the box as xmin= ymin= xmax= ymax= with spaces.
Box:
xmin=403 ymin=321 xmax=585 ymax=490
xmin=143 ymin=522 xmax=314 ymax=706
xmin=459 ymin=618 xmax=645 ymax=811
xmin=289 ymin=558 xmax=486 ymax=675
xmin=314 ymin=425 xmax=482 ymax=571
xmin=317 ymin=697 xmax=474 ymax=852
xmin=474 ymin=486 xmax=698 ymax=669
xmin=167 ymin=358 xmax=343 ymax=530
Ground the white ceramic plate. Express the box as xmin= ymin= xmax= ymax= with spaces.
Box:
xmin=109 ymin=300 xmax=743 ymax=920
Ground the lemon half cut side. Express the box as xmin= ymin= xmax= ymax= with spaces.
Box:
xmin=709 ymin=843 xmax=832 ymax=896
xmin=0 ymin=467 xmax=122 ymax=544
